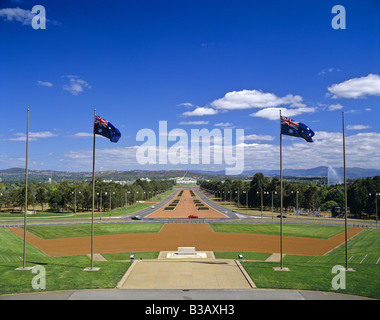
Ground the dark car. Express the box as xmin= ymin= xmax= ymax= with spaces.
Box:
xmin=188 ymin=214 xmax=198 ymax=219
xmin=277 ymin=215 xmax=287 ymax=218
xmin=131 ymin=216 xmax=142 ymax=220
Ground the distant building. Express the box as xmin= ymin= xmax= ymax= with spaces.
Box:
xmin=331 ymin=206 xmax=350 ymax=218
xmin=176 ymin=177 xmax=197 ymax=184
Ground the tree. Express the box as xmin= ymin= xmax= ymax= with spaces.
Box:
xmin=320 ymin=200 xmax=338 ymax=211
xmin=36 ymin=185 xmax=48 ymax=211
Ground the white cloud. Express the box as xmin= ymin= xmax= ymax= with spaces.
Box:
xmin=62 ymin=75 xmax=91 ymax=96
xmin=244 ymin=134 xmax=274 ymax=141
xmin=250 ymin=106 xmax=316 ymax=120
xmin=37 ymin=80 xmax=54 ymax=87
xmin=182 ymin=107 xmax=218 ymax=117
xmin=4 ymin=131 xmax=57 ymax=141
xmin=346 ymin=125 xmax=371 ymax=130
xmin=327 ymin=104 xmax=343 ymax=111
xmin=72 ymin=132 xmax=93 ymax=138
xmin=58 ymin=130 xmax=380 ymax=172
xmin=0 ymin=7 xmax=34 ymax=25
xmin=214 ymin=122 xmax=234 ymax=128
xmin=210 ymin=89 xmax=306 ymax=110
xmin=178 ymin=102 xmax=195 ymax=107
xmin=178 ymin=121 xmax=209 ymax=125
xmin=327 ymin=74 xmax=380 ymax=98
xmin=243 ymin=131 xmax=380 ymax=170
xmin=318 ymin=68 xmax=341 ymax=76
xmin=0 ymin=6 xmax=59 ymax=26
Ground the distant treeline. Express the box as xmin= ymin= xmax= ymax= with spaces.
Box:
xmin=0 ymin=178 xmax=173 ymax=213
xmin=200 ymin=173 xmax=380 ymax=218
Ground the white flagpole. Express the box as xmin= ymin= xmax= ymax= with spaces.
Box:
xmin=85 ymin=109 xmax=99 ymax=271
xmin=280 ymin=110 xmax=284 ymax=270
xmin=17 ymin=109 xmax=32 ymax=271
xmin=342 ymin=111 xmax=349 ymax=271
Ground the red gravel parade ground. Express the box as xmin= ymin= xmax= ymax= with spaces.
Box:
xmin=8 ymin=222 xmax=364 ymax=257
xmin=7 ymin=190 xmax=364 ymax=257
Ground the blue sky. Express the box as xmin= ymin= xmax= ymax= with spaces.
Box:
xmin=0 ymin=0 xmax=379 ymax=174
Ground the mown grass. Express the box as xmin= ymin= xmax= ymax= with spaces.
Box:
xmin=214 ymin=251 xmax=271 ymax=260
xmin=1 ymin=223 xmax=379 ymax=299
xmin=210 ymin=222 xmax=347 ymax=239
xmin=0 ymin=190 xmax=174 ymax=220
xmin=0 ymin=228 xmax=133 ymax=295
xmin=241 ymin=228 xmax=380 ymax=299
xmin=26 ymin=223 xmax=163 ymax=239
xmin=102 ymin=251 xmax=160 ymax=261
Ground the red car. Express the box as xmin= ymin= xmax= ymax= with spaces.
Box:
xmin=188 ymin=214 xmax=198 ymax=219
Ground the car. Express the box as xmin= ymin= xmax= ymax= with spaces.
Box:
xmin=151 ymin=206 xmax=155 ymax=209
xmin=131 ymin=216 xmax=142 ymax=220
xmin=188 ymin=214 xmax=198 ymax=219
xmin=277 ymin=215 xmax=287 ymax=218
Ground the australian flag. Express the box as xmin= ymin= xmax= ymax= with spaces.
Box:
xmin=94 ymin=115 xmax=121 ymax=143
xmin=281 ymin=116 xmax=314 ymax=143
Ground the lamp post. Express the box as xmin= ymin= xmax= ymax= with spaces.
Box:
xmin=235 ymin=190 xmax=239 ymax=208
xmin=243 ymin=191 xmax=248 ymax=214
xmin=264 ymin=191 xmax=269 ymax=216
xmin=109 ymin=191 xmax=115 ymax=216
xmin=126 ymin=191 xmax=130 ymax=210
xmin=291 ymin=190 xmax=299 ymax=214
xmin=72 ymin=190 xmax=81 ymax=218
xmin=369 ymin=192 xmax=379 ymax=228
xmin=72 ymin=190 xmax=77 ymax=217
xmin=98 ymin=190 xmax=103 ymax=220
xmin=271 ymin=191 xmax=277 ymax=222
xmin=257 ymin=190 xmax=263 ymax=216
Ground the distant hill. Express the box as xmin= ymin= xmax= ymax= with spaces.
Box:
xmin=0 ymin=166 xmax=379 ymax=182
xmin=0 ymin=168 xmax=221 ymax=182
xmin=241 ymin=166 xmax=380 ymax=179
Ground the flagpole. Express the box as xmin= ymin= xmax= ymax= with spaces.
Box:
xmin=342 ymin=111 xmax=348 ymax=271
xmin=85 ymin=109 xmax=99 ymax=271
xmin=17 ymin=109 xmax=32 ymax=271
xmin=23 ymin=108 xmax=29 ymax=269
xmin=92 ymin=109 xmax=96 ymax=270
xmin=279 ymin=110 xmax=284 ymax=270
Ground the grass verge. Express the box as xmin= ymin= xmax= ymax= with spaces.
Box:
xmin=26 ymin=223 xmax=164 ymax=239
xmin=241 ymin=228 xmax=380 ymax=299
xmin=210 ymin=222 xmax=347 ymax=239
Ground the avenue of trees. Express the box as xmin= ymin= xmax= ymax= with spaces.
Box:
xmin=0 ymin=178 xmax=173 ymax=213
xmin=200 ymin=173 xmax=380 ymax=219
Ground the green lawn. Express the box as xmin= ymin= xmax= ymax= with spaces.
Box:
xmin=0 ymin=228 xmax=131 ymax=294
xmin=0 ymin=190 xmax=174 ymax=220
xmin=26 ymin=223 xmax=164 ymax=239
xmin=214 ymin=251 xmax=271 ymax=260
xmin=1 ymin=222 xmax=379 ymax=298
xmin=210 ymin=222 xmax=347 ymax=239
xmin=102 ymin=251 xmax=160 ymax=261
xmin=241 ymin=228 xmax=380 ymax=299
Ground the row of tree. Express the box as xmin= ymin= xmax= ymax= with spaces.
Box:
xmin=0 ymin=178 xmax=173 ymax=213
xmin=200 ymin=173 xmax=380 ymax=219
